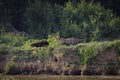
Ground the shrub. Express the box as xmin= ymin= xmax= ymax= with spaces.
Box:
xmin=24 ymin=0 xmax=120 ymax=40
xmin=22 ymin=39 xmax=39 ymax=50
xmin=4 ymin=61 xmax=17 ymax=75
xmin=32 ymin=47 xmax=54 ymax=61
xmin=0 ymin=46 xmax=9 ymax=54
xmin=0 ymin=32 xmax=27 ymax=47
xmin=53 ymin=45 xmax=77 ymax=57
xmin=47 ymin=33 xmax=61 ymax=48
xmin=79 ymin=45 xmax=97 ymax=66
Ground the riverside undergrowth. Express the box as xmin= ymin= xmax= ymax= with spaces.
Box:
xmin=0 ymin=32 xmax=120 ymax=75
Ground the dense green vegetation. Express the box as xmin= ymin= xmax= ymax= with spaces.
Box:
xmin=0 ymin=32 xmax=120 ymax=75
xmin=0 ymin=0 xmax=120 ymax=40
xmin=0 ymin=0 xmax=120 ymax=75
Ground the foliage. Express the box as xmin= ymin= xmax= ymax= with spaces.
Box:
xmin=62 ymin=1 xmax=120 ymax=40
xmin=11 ymin=50 xmax=31 ymax=62
xmin=0 ymin=36 xmax=120 ymax=75
xmin=32 ymin=47 xmax=54 ymax=61
xmin=53 ymin=45 xmax=78 ymax=57
xmin=90 ymin=27 xmax=100 ymax=41
xmin=47 ymin=33 xmax=61 ymax=48
xmin=0 ymin=32 xmax=27 ymax=47
xmin=79 ymin=45 xmax=97 ymax=66
xmin=23 ymin=0 xmax=120 ymax=41
xmin=0 ymin=46 xmax=9 ymax=54
xmin=60 ymin=40 xmax=120 ymax=66
xmin=0 ymin=32 xmax=28 ymax=58
xmin=0 ymin=0 xmax=120 ymax=41
xmin=21 ymin=39 xmax=39 ymax=50
xmin=24 ymin=0 xmax=58 ymax=39
xmin=4 ymin=61 xmax=17 ymax=75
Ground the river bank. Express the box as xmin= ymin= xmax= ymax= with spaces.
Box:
xmin=0 ymin=39 xmax=120 ymax=75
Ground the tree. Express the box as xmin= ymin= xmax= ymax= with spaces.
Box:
xmin=0 ymin=0 xmax=27 ymax=31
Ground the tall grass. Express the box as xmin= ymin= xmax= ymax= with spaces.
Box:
xmin=0 ymin=31 xmax=120 ymax=75
xmin=0 ymin=32 xmax=27 ymax=47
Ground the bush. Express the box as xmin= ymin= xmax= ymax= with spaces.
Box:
xmin=21 ymin=39 xmax=39 ymax=50
xmin=79 ymin=45 xmax=97 ymax=66
xmin=4 ymin=61 xmax=17 ymax=75
xmin=24 ymin=0 xmax=120 ymax=41
xmin=0 ymin=32 xmax=27 ymax=47
xmin=0 ymin=46 xmax=9 ymax=54
xmin=53 ymin=45 xmax=78 ymax=57
xmin=61 ymin=1 xmax=120 ymax=40
xmin=47 ymin=33 xmax=61 ymax=48
xmin=32 ymin=47 xmax=54 ymax=61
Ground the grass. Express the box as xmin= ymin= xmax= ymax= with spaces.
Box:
xmin=0 ymin=32 xmax=120 ymax=75
xmin=1 ymin=33 xmax=120 ymax=63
